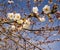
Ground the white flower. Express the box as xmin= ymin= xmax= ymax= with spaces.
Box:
xmin=23 ymin=24 xmax=29 ymax=29
xmin=7 ymin=13 xmax=21 ymax=21
xmin=39 ymin=17 xmax=45 ymax=22
xmin=32 ymin=7 xmax=38 ymax=13
xmin=14 ymin=13 xmax=21 ymax=21
xmin=25 ymin=19 xmax=30 ymax=24
xmin=43 ymin=5 xmax=51 ymax=14
xmin=8 ymin=0 xmax=14 ymax=4
xmin=7 ymin=13 xmax=14 ymax=20
xmin=11 ymin=25 xmax=15 ymax=30
xmin=17 ymin=19 xmax=23 ymax=24
xmin=23 ymin=19 xmax=30 ymax=29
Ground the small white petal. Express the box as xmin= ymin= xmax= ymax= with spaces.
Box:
xmin=7 ymin=13 xmax=14 ymax=20
xmin=39 ymin=17 xmax=45 ymax=22
xmin=17 ymin=19 xmax=23 ymax=24
xmin=32 ymin=7 xmax=38 ymax=13
xmin=11 ymin=25 xmax=15 ymax=30
xmin=8 ymin=0 xmax=14 ymax=4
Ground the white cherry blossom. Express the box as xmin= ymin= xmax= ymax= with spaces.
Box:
xmin=43 ymin=5 xmax=51 ymax=14
xmin=32 ymin=7 xmax=38 ymax=13
xmin=7 ymin=13 xmax=14 ymax=20
xmin=14 ymin=13 xmax=21 ymax=21
xmin=39 ymin=17 xmax=45 ymax=22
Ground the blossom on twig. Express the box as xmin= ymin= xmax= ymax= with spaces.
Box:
xmin=23 ymin=18 xmax=30 ymax=29
xmin=39 ymin=17 xmax=45 ymax=22
xmin=43 ymin=5 xmax=51 ymax=14
xmin=7 ymin=13 xmax=21 ymax=21
xmin=14 ymin=13 xmax=21 ymax=21
xmin=32 ymin=7 xmax=38 ymax=14
xmin=10 ymin=25 xmax=16 ymax=30
xmin=7 ymin=13 xmax=14 ymax=20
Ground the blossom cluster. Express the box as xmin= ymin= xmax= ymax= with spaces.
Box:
xmin=7 ymin=0 xmax=60 ymax=30
xmin=7 ymin=3 xmax=60 ymax=30
xmin=32 ymin=4 xmax=60 ymax=22
xmin=7 ymin=13 xmax=31 ymax=30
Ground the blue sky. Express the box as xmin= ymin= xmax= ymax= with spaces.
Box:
xmin=0 ymin=0 xmax=60 ymax=50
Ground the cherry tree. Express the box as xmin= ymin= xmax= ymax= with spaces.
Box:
xmin=0 ymin=0 xmax=60 ymax=50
